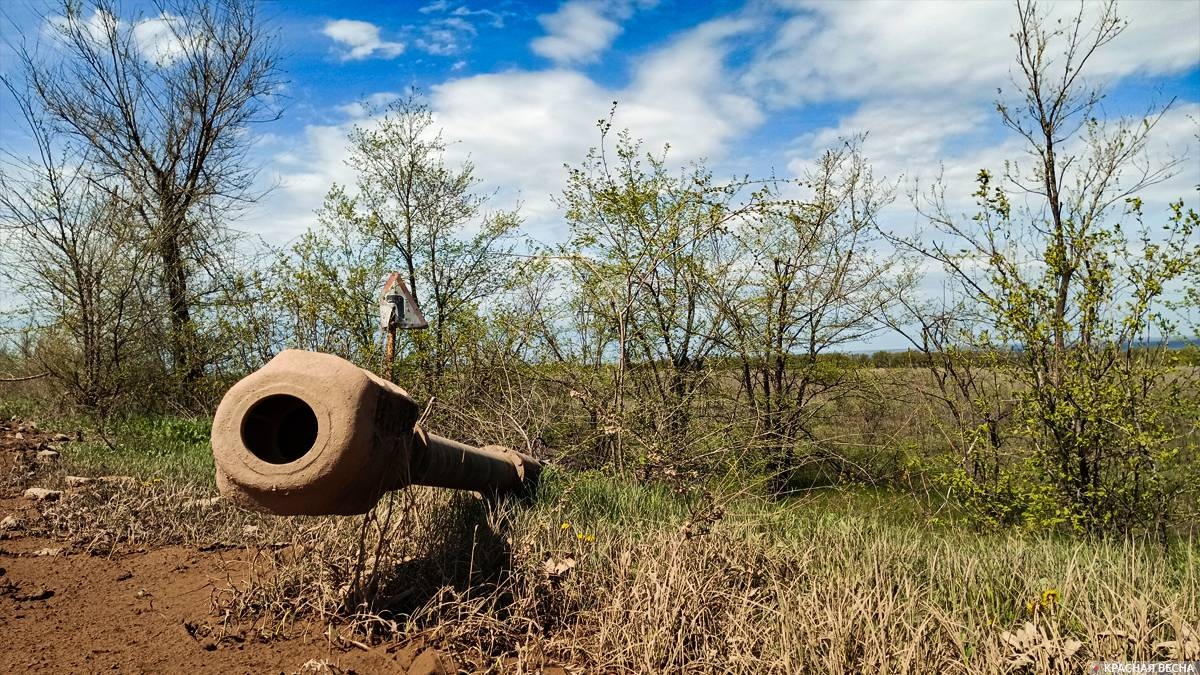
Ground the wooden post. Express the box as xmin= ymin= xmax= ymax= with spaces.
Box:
xmin=384 ymin=324 xmax=397 ymax=383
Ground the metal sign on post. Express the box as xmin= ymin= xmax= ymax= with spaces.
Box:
xmin=378 ymin=272 xmax=427 ymax=381
xmin=378 ymin=272 xmax=428 ymax=331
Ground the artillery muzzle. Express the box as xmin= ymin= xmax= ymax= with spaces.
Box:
xmin=211 ymin=349 xmax=539 ymax=515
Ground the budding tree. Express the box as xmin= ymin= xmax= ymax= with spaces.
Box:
xmin=896 ymin=0 xmax=1197 ymax=533
xmin=323 ymin=94 xmax=519 ymax=392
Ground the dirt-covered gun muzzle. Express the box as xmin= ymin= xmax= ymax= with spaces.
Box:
xmin=211 ymin=349 xmax=540 ymax=515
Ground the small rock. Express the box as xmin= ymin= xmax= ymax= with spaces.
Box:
xmin=14 ymin=588 xmax=53 ymax=601
xmin=182 ymin=497 xmax=223 ymax=509
xmin=240 ymin=525 xmax=260 ymax=537
xmin=64 ymin=476 xmax=93 ymax=487
xmin=14 ymin=432 xmax=24 ymax=441
xmin=116 ymin=571 xmax=133 ymax=581
xmin=35 ymin=449 xmax=60 ymax=462
xmin=24 ymin=488 xmax=62 ymax=501
xmin=52 ymin=433 xmax=70 ymax=442
xmin=33 ymin=547 xmax=62 ymax=557
xmin=0 ymin=515 xmax=20 ymax=531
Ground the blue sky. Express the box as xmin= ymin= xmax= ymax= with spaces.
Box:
xmin=251 ymin=0 xmax=1198 ymax=243
xmin=2 ymin=0 xmax=1197 ymax=244
xmin=1 ymin=0 xmax=1199 ymax=347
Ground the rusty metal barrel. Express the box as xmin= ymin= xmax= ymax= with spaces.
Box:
xmin=210 ymin=349 xmax=540 ymax=515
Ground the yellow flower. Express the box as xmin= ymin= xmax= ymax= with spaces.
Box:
xmin=576 ymin=532 xmax=584 ymax=540
xmin=584 ymin=534 xmax=596 ymax=543
xmin=1041 ymin=588 xmax=1059 ymax=606
xmin=560 ymin=522 xmax=571 ymax=531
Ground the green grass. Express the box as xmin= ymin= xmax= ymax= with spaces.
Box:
xmin=61 ymin=416 xmax=215 ymax=486
xmin=2 ymin=396 xmax=212 ymax=484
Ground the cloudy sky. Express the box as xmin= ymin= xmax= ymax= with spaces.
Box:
xmin=284 ymin=0 xmax=1200 ymax=244
xmin=3 ymin=0 xmax=1196 ymax=249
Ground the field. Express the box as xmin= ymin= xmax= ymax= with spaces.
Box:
xmin=1 ymin=409 xmax=1196 ymax=674
xmin=2 ymin=0 xmax=1198 ymax=671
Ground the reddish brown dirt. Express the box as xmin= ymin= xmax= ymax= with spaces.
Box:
xmin=0 ymin=504 xmax=460 ymax=674
xmin=0 ymin=419 xmax=459 ymax=675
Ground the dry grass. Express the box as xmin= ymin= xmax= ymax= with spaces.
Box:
xmin=461 ymin=481 xmax=1198 ymax=673
xmin=41 ymin=472 xmax=1191 ymax=673
xmin=5 ymin=416 xmax=1197 ymax=673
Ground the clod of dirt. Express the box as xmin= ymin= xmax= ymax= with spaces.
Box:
xmin=0 ymin=515 xmax=20 ymax=531
xmin=23 ymin=488 xmax=62 ymax=501
xmin=64 ymin=476 xmax=93 ymax=487
xmin=35 ymin=449 xmax=60 ymax=462
xmin=33 ymin=547 xmax=63 ymax=557
xmin=13 ymin=587 xmax=54 ymax=602
xmin=182 ymin=497 xmax=223 ymax=509
xmin=52 ymin=433 xmax=70 ymax=442
xmin=408 ymin=648 xmax=457 ymax=675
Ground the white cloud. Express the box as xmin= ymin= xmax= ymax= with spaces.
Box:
xmin=1124 ymin=102 xmax=1200 ymax=212
xmin=45 ymin=9 xmax=198 ymax=67
xmin=322 ymin=19 xmax=405 ymax=61
xmin=431 ymin=16 xmax=763 ymax=240
xmin=419 ymin=1 xmax=451 ymax=13
xmin=787 ymin=100 xmax=993 ymax=186
xmin=132 ymin=14 xmax=200 ymax=66
xmin=416 ymin=16 xmax=477 ymax=56
xmin=412 ymin=3 xmax=509 ymax=56
xmin=746 ymin=0 xmax=1200 ymax=108
xmin=44 ymin=9 xmax=116 ymax=47
xmin=785 ymin=100 xmax=1200 ymax=243
xmin=243 ymin=124 xmax=358 ymax=245
xmin=745 ymin=1 xmax=1012 ymax=107
xmin=767 ymin=0 xmax=1200 ymax=231
xmin=432 ymin=70 xmax=607 ymax=236
xmin=530 ymin=2 xmax=623 ymax=65
xmin=621 ymin=18 xmax=762 ymax=162
xmin=336 ymin=92 xmax=404 ymax=120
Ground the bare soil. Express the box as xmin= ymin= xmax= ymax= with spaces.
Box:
xmin=0 ymin=419 xmax=464 ymax=675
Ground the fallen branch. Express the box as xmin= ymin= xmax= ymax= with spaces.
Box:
xmin=0 ymin=372 xmax=48 ymax=383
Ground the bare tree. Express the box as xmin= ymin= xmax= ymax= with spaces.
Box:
xmin=11 ymin=0 xmax=282 ymax=384
xmin=717 ymin=141 xmax=898 ymax=489
xmin=0 ymin=79 xmax=158 ymax=412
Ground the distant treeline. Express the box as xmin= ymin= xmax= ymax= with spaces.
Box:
xmin=682 ymin=342 xmax=1200 ymax=372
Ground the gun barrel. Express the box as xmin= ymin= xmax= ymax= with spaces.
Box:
xmin=210 ymin=349 xmax=540 ymax=515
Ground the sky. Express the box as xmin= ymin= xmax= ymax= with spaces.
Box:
xmin=1 ymin=0 xmax=1199 ymax=347
xmin=264 ymin=0 xmax=1200 ymax=245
